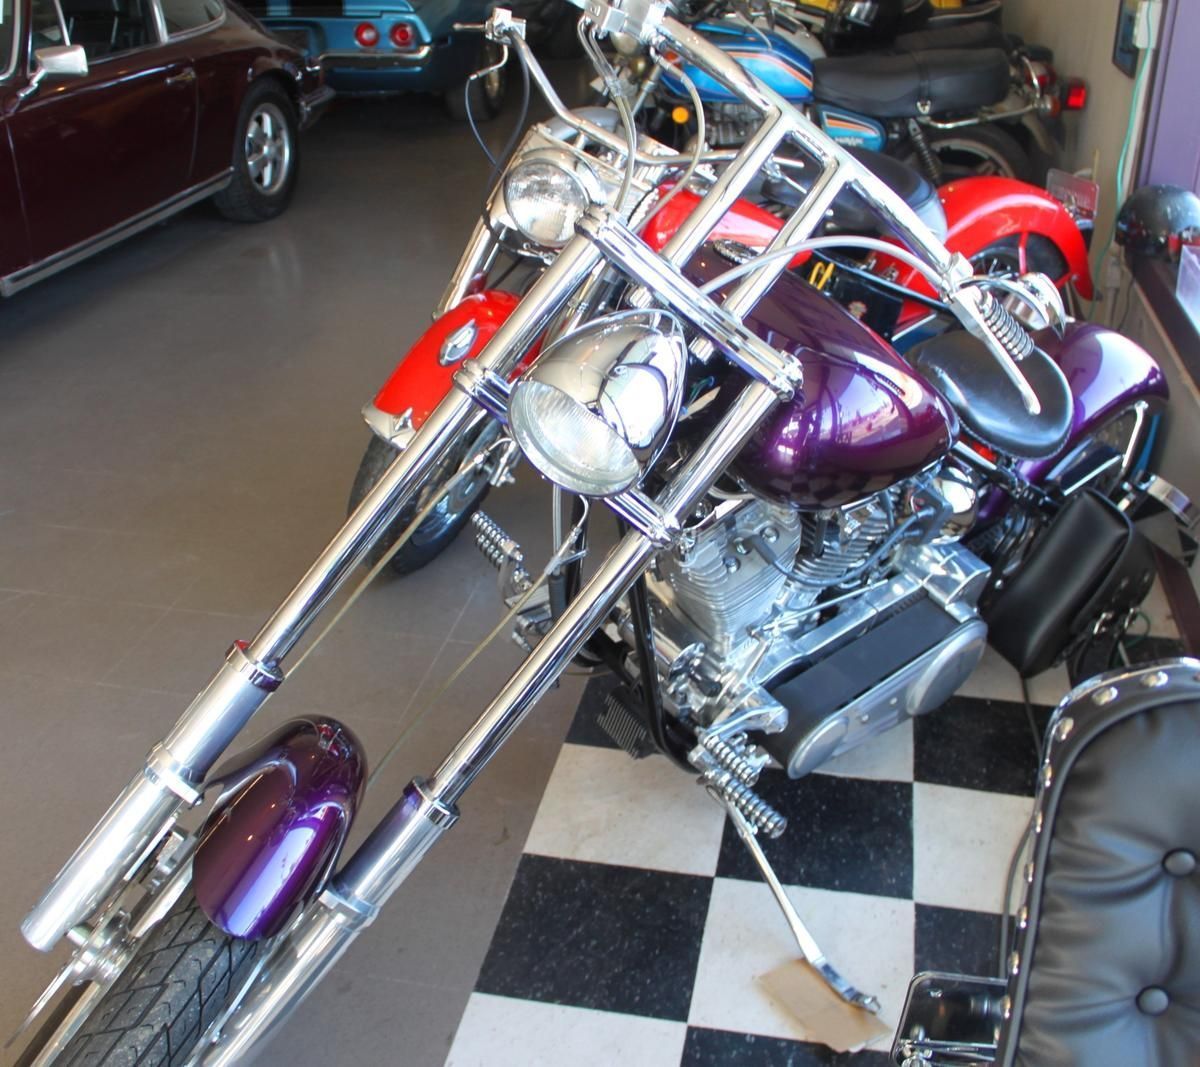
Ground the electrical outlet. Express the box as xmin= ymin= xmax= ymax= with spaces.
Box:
xmin=1134 ymin=0 xmax=1162 ymax=50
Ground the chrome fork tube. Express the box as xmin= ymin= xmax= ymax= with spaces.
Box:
xmin=21 ymin=236 xmax=604 ymax=955
xmin=191 ymin=379 xmax=780 ymax=1067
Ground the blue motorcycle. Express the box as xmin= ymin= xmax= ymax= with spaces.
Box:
xmin=653 ymin=10 xmax=1072 ymax=182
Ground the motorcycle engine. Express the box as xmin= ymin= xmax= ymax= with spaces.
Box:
xmin=649 ymin=491 xmax=898 ymax=657
xmin=644 ymin=475 xmax=990 ymax=779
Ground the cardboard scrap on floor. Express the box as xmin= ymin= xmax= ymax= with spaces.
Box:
xmin=758 ymin=959 xmax=891 ymax=1053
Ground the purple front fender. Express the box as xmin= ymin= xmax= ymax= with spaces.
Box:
xmin=193 ymin=717 xmax=367 ymax=940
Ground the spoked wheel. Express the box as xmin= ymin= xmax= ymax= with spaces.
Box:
xmin=53 ymin=892 xmax=261 ymax=1067
xmin=348 ymin=422 xmax=498 ymax=576
xmin=214 ymin=82 xmax=299 ymax=222
xmin=970 ymin=234 xmax=1069 ymax=287
xmin=910 ymin=125 xmax=1033 ymax=183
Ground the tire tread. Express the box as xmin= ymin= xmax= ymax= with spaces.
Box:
xmin=58 ymin=893 xmax=262 ymax=1067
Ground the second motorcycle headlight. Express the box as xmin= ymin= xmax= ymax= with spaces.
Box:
xmin=503 ymin=149 xmax=603 ymax=249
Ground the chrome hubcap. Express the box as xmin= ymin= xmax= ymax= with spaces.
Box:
xmin=245 ymin=102 xmax=292 ymax=196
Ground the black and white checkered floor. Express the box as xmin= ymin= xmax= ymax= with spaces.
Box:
xmin=445 ymin=589 xmax=1185 ymax=1065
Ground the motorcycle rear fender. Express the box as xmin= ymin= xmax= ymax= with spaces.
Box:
xmin=193 ymin=716 xmax=366 ymax=940
xmin=365 ymin=290 xmax=533 ymax=447
xmin=1023 ymin=322 xmax=1168 ymax=484
xmin=905 ymin=176 xmax=1094 ymax=300
xmin=640 ymin=176 xmax=1093 ymax=310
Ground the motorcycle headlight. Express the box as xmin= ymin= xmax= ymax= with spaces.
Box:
xmin=507 ymin=310 xmax=688 ymax=497
xmin=503 ymin=148 xmax=604 ymax=249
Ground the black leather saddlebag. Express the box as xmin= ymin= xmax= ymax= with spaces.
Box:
xmin=985 ymin=490 xmax=1156 ymax=676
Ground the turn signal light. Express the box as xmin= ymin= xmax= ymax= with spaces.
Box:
xmin=354 ymin=22 xmax=379 ymax=47
xmin=390 ymin=22 xmax=414 ymax=48
xmin=1063 ymin=79 xmax=1088 ymax=111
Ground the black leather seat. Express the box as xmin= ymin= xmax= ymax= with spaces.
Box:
xmin=813 ymin=48 xmax=1011 ymax=119
xmin=1000 ymin=660 xmax=1200 ymax=1066
xmin=908 ymin=331 xmax=1072 ymax=459
xmin=761 ymin=147 xmax=947 ymax=241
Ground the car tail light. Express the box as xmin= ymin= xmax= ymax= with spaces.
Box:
xmin=354 ymin=22 xmax=379 ymax=47
xmin=1063 ymin=78 xmax=1088 ymax=111
xmin=389 ymin=22 xmax=415 ymax=48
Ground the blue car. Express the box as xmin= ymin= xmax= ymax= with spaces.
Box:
xmin=245 ymin=0 xmax=507 ymax=118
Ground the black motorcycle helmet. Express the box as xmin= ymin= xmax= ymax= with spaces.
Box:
xmin=1115 ymin=184 xmax=1200 ymax=261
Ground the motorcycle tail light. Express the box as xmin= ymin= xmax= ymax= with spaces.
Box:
xmin=1063 ymin=79 xmax=1088 ymax=111
xmin=390 ymin=22 xmax=414 ymax=48
xmin=354 ymin=22 xmax=379 ymax=47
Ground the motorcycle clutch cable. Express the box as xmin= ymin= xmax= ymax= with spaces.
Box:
xmin=578 ymin=20 xmax=639 ymax=213
xmin=647 ymin=51 xmax=707 ymax=218
xmin=363 ymin=496 xmax=592 ymax=792
xmin=698 ymin=235 xmax=947 ymax=295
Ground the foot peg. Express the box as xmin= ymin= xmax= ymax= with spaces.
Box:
xmin=718 ymin=793 xmax=881 ymax=1015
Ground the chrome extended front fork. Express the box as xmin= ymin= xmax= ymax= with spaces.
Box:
xmin=20 ymin=235 xmax=606 ymax=956
xmin=191 ymin=374 xmax=781 ymax=1067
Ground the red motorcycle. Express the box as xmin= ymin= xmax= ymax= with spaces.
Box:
xmin=352 ymin=121 xmax=1094 ymax=573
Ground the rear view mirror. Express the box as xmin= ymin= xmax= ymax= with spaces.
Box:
xmin=34 ymin=44 xmax=89 ymax=77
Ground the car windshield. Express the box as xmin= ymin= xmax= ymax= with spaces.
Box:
xmin=0 ymin=0 xmax=14 ymax=75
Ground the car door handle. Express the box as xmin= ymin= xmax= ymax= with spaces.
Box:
xmin=165 ymin=69 xmax=197 ymax=87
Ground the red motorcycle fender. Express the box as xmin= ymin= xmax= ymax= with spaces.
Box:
xmin=366 ymin=290 xmax=536 ymax=440
xmin=905 ymin=177 xmax=1094 ymax=300
xmin=641 ymin=188 xmax=811 ymax=267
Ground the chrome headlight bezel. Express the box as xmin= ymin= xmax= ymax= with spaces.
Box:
xmin=501 ymin=146 xmax=607 ymax=250
xmin=506 ymin=309 xmax=689 ymax=497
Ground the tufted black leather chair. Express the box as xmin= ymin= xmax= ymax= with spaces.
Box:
xmin=893 ymin=658 xmax=1200 ymax=1066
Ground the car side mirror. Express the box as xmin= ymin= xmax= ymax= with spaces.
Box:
xmin=35 ymin=43 xmax=89 ymax=77
xmin=18 ymin=44 xmax=88 ymax=101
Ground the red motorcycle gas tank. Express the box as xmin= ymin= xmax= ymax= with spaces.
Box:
xmin=687 ymin=250 xmax=956 ymax=508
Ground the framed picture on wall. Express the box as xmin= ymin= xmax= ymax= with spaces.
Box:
xmin=1113 ymin=0 xmax=1138 ymax=76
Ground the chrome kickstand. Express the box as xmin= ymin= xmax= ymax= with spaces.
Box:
xmin=720 ymin=796 xmax=882 ymax=1015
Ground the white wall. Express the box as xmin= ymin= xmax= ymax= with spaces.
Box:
xmin=1003 ymin=0 xmax=1139 ymax=264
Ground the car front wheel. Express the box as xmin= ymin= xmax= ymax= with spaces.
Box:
xmin=214 ymin=81 xmax=299 ymax=222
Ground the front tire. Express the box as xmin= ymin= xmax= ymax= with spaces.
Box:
xmin=57 ymin=892 xmax=261 ymax=1067
xmin=348 ymin=429 xmax=494 ymax=576
xmin=214 ymin=81 xmax=299 ymax=222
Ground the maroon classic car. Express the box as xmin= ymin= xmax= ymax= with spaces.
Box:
xmin=0 ymin=0 xmax=332 ymax=295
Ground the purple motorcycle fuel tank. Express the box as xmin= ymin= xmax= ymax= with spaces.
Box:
xmin=683 ymin=249 xmax=957 ymax=508
xmin=193 ymin=716 xmax=366 ymax=940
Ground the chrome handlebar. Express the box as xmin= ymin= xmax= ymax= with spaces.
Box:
xmin=485 ymin=0 xmax=1046 ymax=412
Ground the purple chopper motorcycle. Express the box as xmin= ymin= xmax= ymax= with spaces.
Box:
xmin=10 ymin=1 xmax=1198 ymax=1063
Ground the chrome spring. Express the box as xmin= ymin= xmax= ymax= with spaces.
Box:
xmin=719 ymin=777 xmax=787 ymax=838
xmin=472 ymin=512 xmax=530 ymax=586
xmin=700 ymin=732 xmax=759 ymax=786
xmin=978 ymin=289 xmax=1035 ymax=361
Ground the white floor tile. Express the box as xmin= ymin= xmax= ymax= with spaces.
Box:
xmin=1141 ymin=575 xmax=1180 ymax=639
xmin=688 ymin=877 xmax=913 ymax=1046
xmin=912 ymin=782 xmax=1033 ymax=914
xmin=522 ymin=743 xmax=728 ymax=877
xmin=956 ymin=645 xmax=1069 ymax=708
xmin=818 ymin=718 xmax=913 ymax=783
xmin=446 ymin=993 xmax=687 ymax=1067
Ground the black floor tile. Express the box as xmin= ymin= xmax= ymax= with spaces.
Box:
xmin=914 ymin=903 xmax=1003 ymax=978
xmin=563 ymin=676 xmax=621 ymax=750
xmin=715 ymin=771 xmax=912 ymax=898
xmin=682 ymin=1027 xmax=892 ymax=1065
xmin=912 ymin=695 xmax=1051 ymax=796
xmin=475 ymin=854 xmax=712 ymax=1022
